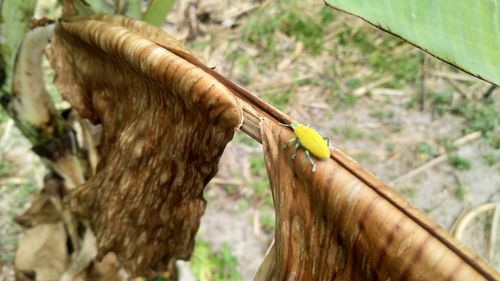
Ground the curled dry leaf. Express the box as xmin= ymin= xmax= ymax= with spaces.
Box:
xmin=47 ymin=14 xmax=243 ymax=277
xmin=15 ymin=222 xmax=68 ymax=281
xmin=255 ymin=121 xmax=500 ymax=281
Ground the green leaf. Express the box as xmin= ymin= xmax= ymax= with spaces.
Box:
xmin=325 ymin=0 xmax=500 ymax=84
xmin=124 ymin=0 xmax=143 ymax=19
xmin=0 ymin=0 xmax=37 ymax=91
xmin=142 ymin=0 xmax=176 ymax=27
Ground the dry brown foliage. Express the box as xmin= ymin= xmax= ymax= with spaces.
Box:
xmin=254 ymin=121 xmax=500 ymax=280
xmin=47 ymin=14 xmax=242 ymax=277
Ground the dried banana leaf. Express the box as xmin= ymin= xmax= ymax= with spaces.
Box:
xmin=255 ymin=121 xmax=500 ymax=280
xmin=47 ymin=14 xmax=243 ymax=277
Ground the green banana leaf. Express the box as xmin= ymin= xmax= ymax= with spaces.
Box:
xmin=325 ymin=0 xmax=500 ymax=85
xmin=142 ymin=0 xmax=176 ymax=27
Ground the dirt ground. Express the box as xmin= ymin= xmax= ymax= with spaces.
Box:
xmin=1 ymin=0 xmax=499 ymax=280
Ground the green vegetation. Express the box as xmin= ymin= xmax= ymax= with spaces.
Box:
xmin=262 ymin=90 xmax=293 ymax=111
xmin=337 ymin=28 xmax=421 ymax=86
xmin=244 ymin=0 xmax=334 ymax=56
xmin=482 ymin=153 xmax=499 ymax=167
xmin=0 ymin=235 xmax=18 ymax=262
xmin=370 ymin=51 xmax=420 ymax=86
xmin=369 ymin=110 xmax=395 ymax=121
xmin=0 ymin=107 xmax=7 ymax=123
xmin=453 ymin=100 xmax=500 ymax=149
xmin=261 ymin=213 xmax=275 ymax=232
xmin=431 ymin=92 xmax=453 ymax=116
xmin=385 ymin=143 xmax=395 ymax=153
xmin=191 ymin=240 xmax=242 ymax=281
xmin=0 ymin=174 xmax=39 ymax=263
xmin=417 ymin=142 xmax=437 ymax=158
xmin=448 ymin=155 xmax=471 ymax=171
xmin=325 ymin=0 xmax=500 ymax=84
xmin=354 ymin=151 xmax=372 ymax=162
xmin=338 ymin=126 xmax=363 ymax=140
xmin=443 ymin=137 xmax=458 ymax=153
xmin=142 ymin=0 xmax=176 ymax=27
xmin=0 ymin=158 xmax=10 ymax=177
xmin=0 ymin=0 xmax=37 ymax=92
xmin=427 ymin=90 xmax=499 ymax=149
xmin=453 ymin=185 xmax=468 ymax=200
xmin=333 ymin=126 xmax=359 ymax=140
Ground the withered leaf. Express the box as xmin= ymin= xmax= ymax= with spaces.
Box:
xmin=256 ymin=121 xmax=499 ymax=281
xmin=15 ymin=223 xmax=68 ymax=281
xmin=47 ymin=14 xmax=242 ymax=277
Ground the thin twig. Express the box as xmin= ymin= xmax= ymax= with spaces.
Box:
xmin=370 ymin=88 xmax=407 ymax=96
xmin=249 ymin=75 xmax=315 ymax=92
xmin=445 ymin=77 xmax=470 ymax=100
xmin=353 ymin=75 xmax=393 ymax=96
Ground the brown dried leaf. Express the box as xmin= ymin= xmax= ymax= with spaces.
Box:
xmin=47 ymin=14 xmax=242 ymax=277
xmin=256 ymin=121 xmax=500 ymax=280
xmin=15 ymin=223 xmax=68 ymax=281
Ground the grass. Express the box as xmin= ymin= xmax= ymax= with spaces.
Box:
xmin=427 ymin=90 xmax=499 ymax=149
xmin=261 ymin=213 xmax=275 ymax=232
xmin=0 ymin=179 xmax=39 ymax=263
xmin=338 ymin=28 xmax=421 ymax=87
xmin=453 ymin=185 xmax=468 ymax=200
xmin=191 ymin=240 xmax=242 ymax=281
xmin=354 ymin=151 xmax=373 ymax=162
xmin=443 ymin=137 xmax=458 ymax=153
xmin=417 ymin=142 xmax=437 ymax=158
xmin=482 ymin=153 xmax=499 ymax=166
xmin=0 ymin=157 xmax=12 ymax=177
xmin=0 ymin=235 xmax=18 ymax=262
xmin=262 ymin=90 xmax=293 ymax=111
xmin=453 ymin=100 xmax=500 ymax=148
xmin=333 ymin=126 xmax=363 ymax=140
xmin=448 ymin=155 xmax=472 ymax=171
xmin=244 ymin=0 xmax=334 ymax=56
xmin=0 ymin=106 xmax=8 ymax=123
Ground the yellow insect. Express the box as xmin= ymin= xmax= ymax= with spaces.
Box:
xmin=283 ymin=122 xmax=331 ymax=172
